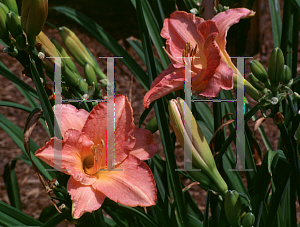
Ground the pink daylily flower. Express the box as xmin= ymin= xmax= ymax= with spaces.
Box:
xmin=35 ymin=94 xmax=157 ymax=218
xmin=144 ymin=8 xmax=255 ymax=108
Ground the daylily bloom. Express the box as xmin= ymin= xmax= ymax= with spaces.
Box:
xmin=144 ymin=8 xmax=258 ymax=108
xmin=35 ymin=94 xmax=157 ymax=218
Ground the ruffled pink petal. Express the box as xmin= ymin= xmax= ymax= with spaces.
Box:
xmin=53 ymin=104 xmax=89 ymax=137
xmin=82 ymin=95 xmax=135 ymax=165
xmin=143 ymin=65 xmax=186 ymax=108
xmin=200 ymin=60 xmax=233 ymax=97
xmin=130 ymin=128 xmax=158 ymax=161
xmin=35 ymin=129 xmax=97 ymax=185
xmin=161 ymin=11 xmax=205 ymax=68
xmin=212 ymin=8 xmax=254 ymax=51
xmin=212 ymin=8 xmax=254 ymax=72
xmin=196 ymin=21 xmax=233 ymax=96
xmin=67 ymin=176 xmax=106 ymax=219
xmin=92 ymin=154 xmax=156 ymax=207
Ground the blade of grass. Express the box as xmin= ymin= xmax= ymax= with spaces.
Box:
xmin=291 ymin=5 xmax=299 ymax=93
xmin=0 ymin=201 xmax=43 ymax=225
xmin=193 ymin=99 xmax=214 ymax=131
xmin=203 ymin=190 xmax=210 ymax=227
xmin=93 ymin=209 xmax=107 ymax=227
xmin=130 ymin=0 xmax=170 ymax=68
xmin=52 ymin=6 xmax=150 ymax=91
xmin=266 ymin=158 xmax=291 ymax=226
xmin=269 ymin=0 xmax=282 ymax=48
xmin=3 ymin=160 xmax=22 ymax=210
xmin=126 ymin=37 xmax=164 ymax=73
xmin=290 ymin=0 xmax=300 ymax=10
xmin=0 ymin=101 xmax=33 ymax=113
xmin=30 ymin=59 xmax=57 ymax=138
xmin=42 ymin=210 xmax=70 ymax=227
xmin=149 ymin=0 xmax=165 ymax=27
xmin=245 ymin=100 xmax=273 ymax=150
xmin=105 ymin=200 xmax=160 ymax=227
xmin=136 ymin=0 xmax=188 ymax=226
xmin=136 ymin=0 xmax=188 ymax=225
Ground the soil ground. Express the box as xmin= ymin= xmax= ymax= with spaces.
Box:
xmin=0 ymin=0 xmax=299 ymax=226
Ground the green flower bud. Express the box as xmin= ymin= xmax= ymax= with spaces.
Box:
xmin=0 ymin=3 xmax=10 ymax=43
xmin=281 ymin=65 xmax=292 ymax=86
xmin=6 ymin=11 xmax=22 ymax=39
xmin=187 ymin=167 xmax=221 ymax=193
xmin=59 ymin=26 xmax=95 ymax=67
xmin=250 ymin=60 xmax=269 ymax=85
xmin=36 ymin=31 xmax=62 ymax=72
xmin=50 ymin=38 xmax=78 ymax=73
xmin=59 ymin=26 xmax=106 ymax=79
xmin=268 ymin=47 xmax=284 ymax=89
xmin=63 ymin=66 xmax=80 ymax=87
xmin=242 ymin=212 xmax=255 ymax=227
xmin=0 ymin=0 xmax=18 ymax=15
xmin=224 ymin=190 xmax=242 ymax=227
xmin=78 ymin=78 xmax=88 ymax=94
xmin=84 ymin=63 xmax=101 ymax=98
xmin=168 ymin=98 xmax=228 ymax=196
xmin=21 ymin=0 xmax=48 ymax=45
xmin=248 ymin=73 xmax=265 ymax=91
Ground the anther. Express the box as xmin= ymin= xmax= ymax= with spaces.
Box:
xmin=93 ymin=145 xmax=98 ymax=162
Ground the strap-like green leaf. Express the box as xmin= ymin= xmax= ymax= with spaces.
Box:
xmin=137 ymin=0 xmax=188 ymax=226
xmin=130 ymin=0 xmax=169 ymax=68
xmin=3 ymin=160 xmax=22 ymax=210
xmin=0 ymin=201 xmax=43 ymax=226
xmin=30 ymin=60 xmax=58 ymax=138
xmin=52 ymin=6 xmax=150 ymax=91
xmin=0 ymin=101 xmax=33 ymax=113
xmin=269 ymin=0 xmax=282 ymax=48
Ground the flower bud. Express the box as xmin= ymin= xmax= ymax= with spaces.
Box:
xmin=281 ymin=65 xmax=292 ymax=86
xmin=250 ymin=60 xmax=269 ymax=85
xmin=6 ymin=11 xmax=22 ymax=39
xmin=21 ymin=0 xmax=48 ymax=45
xmin=59 ymin=26 xmax=106 ymax=79
xmin=224 ymin=190 xmax=242 ymax=227
xmin=84 ymin=63 xmax=101 ymax=98
xmin=248 ymin=73 xmax=265 ymax=91
xmin=242 ymin=212 xmax=255 ymax=227
xmin=187 ymin=167 xmax=220 ymax=193
xmin=59 ymin=26 xmax=95 ymax=67
xmin=0 ymin=0 xmax=18 ymax=15
xmin=268 ymin=47 xmax=284 ymax=89
xmin=168 ymin=98 xmax=228 ymax=196
xmin=35 ymin=31 xmax=62 ymax=72
xmin=50 ymin=38 xmax=78 ymax=73
xmin=0 ymin=3 xmax=10 ymax=43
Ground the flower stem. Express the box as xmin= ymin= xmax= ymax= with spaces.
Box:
xmin=233 ymin=72 xmax=262 ymax=101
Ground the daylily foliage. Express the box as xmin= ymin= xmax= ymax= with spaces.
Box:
xmin=144 ymin=8 xmax=255 ymax=108
xmin=35 ymin=95 xmax=157 ymax=218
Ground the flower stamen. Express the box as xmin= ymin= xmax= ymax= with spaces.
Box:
xmin=84 ymin=139 xmax=105 ymax=175
xmin=182 ymin=42 xmax=198 ymax=66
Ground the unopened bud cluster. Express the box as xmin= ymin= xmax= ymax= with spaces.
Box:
xmin=249 ymin=48 xmax=297 ymax=122
xmin=0 ymin=0 xmax=107 ymax=99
